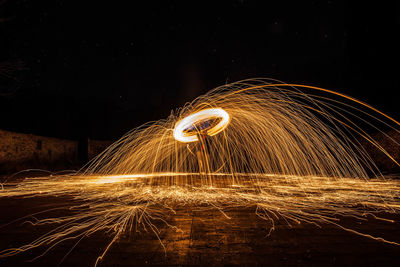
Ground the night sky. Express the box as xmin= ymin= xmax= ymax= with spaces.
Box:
xmin=1 ymin=1 xmax=399 ymax=140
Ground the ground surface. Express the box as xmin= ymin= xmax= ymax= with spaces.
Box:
xmin=0 ymin=193 xmax=400 ymax=267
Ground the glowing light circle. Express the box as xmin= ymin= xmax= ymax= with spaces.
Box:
xmin=173 ymin=108 xmax=230 ymax=143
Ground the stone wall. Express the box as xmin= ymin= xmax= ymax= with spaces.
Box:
xmin=360 ymin=129 xmax=400 ymax=174
xmin=1 ymin=127 xmax=400 ymax=175
xmin=88 ymin=139 xmax=113 ymax=161
xmin=0 ymin=129 xmax=79 ymax=173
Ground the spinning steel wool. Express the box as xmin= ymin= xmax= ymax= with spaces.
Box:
xmin=1 ymin=79 xmax=400 ymax=266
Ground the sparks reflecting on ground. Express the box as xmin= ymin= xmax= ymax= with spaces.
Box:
xmin=1 ymin=173 xmax=400 ymax=264
xmin=1 ymin=79 xmax=400 ymax=265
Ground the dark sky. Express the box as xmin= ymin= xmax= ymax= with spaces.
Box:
xmin=1 ymin=1 xmax=399 ymax=140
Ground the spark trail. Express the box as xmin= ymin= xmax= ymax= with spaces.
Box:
xmin=1 ymin=79 xmax=400 ymax=265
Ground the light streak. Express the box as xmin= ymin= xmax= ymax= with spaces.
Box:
xmin=173 ymin=108 xmax=230 ymax=142
xmin=1 ymin=78 xmax=400 ymax=265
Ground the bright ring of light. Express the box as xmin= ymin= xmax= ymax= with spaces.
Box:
xmin=173 ymin=108 xmax=230 ymax=143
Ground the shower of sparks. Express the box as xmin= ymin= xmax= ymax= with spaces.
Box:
xmin=1 ymin=78 xmax=400 ymax=265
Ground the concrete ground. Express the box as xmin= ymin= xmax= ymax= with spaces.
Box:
xmin=0 ymin=194 xmax=399 ymax=266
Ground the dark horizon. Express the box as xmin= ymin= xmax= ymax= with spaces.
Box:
xmin=1 ymin=1 xmax=399 ymax=140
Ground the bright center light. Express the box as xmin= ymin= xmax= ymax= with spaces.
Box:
xmin=173 ymin=108 xmax=230 ymax=143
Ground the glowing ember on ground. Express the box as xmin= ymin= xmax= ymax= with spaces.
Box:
xmin=1 ymin=79 xmax=400 ymax=266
